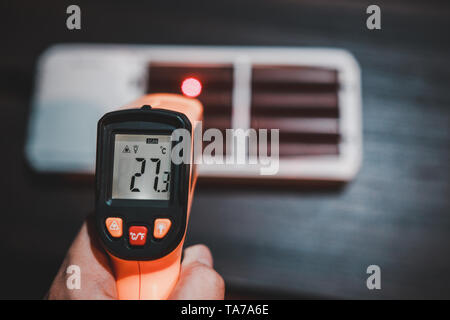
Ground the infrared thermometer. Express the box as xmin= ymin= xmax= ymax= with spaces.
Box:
xmin=95 ymin=93 xmax=203 ymax=299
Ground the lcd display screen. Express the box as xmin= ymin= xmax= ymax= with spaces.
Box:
xmin=112 ymin=134 xmax=171 ymax=200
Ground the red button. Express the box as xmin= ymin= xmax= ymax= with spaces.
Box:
xmin=128 ymin=226 xmax=148 ymax=246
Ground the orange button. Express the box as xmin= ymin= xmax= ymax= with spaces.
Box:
xmin=129 ymin=226 xmax=148 ymax=246
xmin=153 ymin=219 xmax=172 ymax=239
xmin=105 ymin=217 xmax=123 ymax=238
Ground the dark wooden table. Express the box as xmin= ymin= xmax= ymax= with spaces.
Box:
xmin=1 ymin=0 xmax=449 ymax=299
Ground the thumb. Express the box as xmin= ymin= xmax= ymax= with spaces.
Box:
xmin=169 ymin=244 xmax=225 ymax=300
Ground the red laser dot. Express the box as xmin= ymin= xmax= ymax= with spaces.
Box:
xmin=181 ymin=77 xmax=202 ymax=98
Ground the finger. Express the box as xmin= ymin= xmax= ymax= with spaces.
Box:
xmin=169 ymin=244 xmax=225 ymax=300
xmin=181 ymin=244 xmax=214 ymax=268
xmin=47 ymin=216 xmax=117 ymax=300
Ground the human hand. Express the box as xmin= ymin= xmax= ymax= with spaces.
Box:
xmin=47 ymin=217 xmax=225 ymax=300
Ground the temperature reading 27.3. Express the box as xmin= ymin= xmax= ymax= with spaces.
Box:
xmin=129 ymin=158 xmax=170 ymax=193
xmin=112 ymin=134 xmax=172 ymax=200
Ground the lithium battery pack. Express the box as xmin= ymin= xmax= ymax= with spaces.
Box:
xmin=25 ymin=44 xmax=362 ymax=182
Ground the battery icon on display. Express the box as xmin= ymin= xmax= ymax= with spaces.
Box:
xmin=146 ymin=138 xmax=159 ymax=144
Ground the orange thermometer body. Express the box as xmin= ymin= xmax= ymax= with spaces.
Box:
xmin=95 ymin=94 xmax=203 ymax=299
